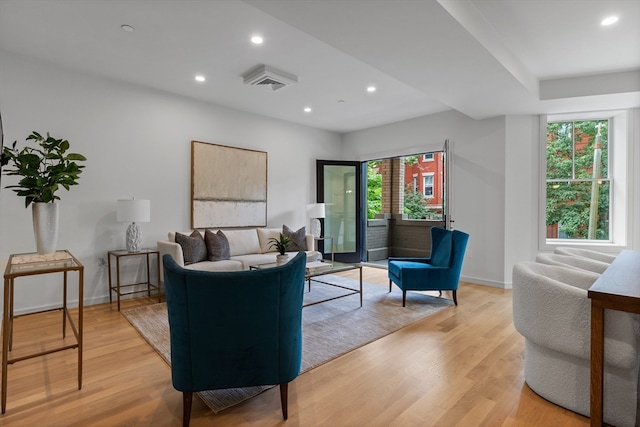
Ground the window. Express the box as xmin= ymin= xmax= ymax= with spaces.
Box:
xmin=423 ymin=153 xmax=434 ymax=162
xmin=545 ymin=119 xmax=609 ymax=241
xmin=539 ymin=104 xmax=640 ymax=251
xmin=422 ymin=173 xmax=434 ymax=198
xmin=412 ymin=174 xmax=418 ymax=192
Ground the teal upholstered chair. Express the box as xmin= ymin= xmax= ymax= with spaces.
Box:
xmin=163 ymin=251 xmax=306 ymax=427
xmin=388 ymin=227 xmax=469 ymax=306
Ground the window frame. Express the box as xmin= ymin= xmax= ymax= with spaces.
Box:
xmin=422 ymin=173 xmax=434 ymax=198
xmin=538 ymin=110 xmax=631 ymax=252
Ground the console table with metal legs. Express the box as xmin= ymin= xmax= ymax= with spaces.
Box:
xmin=2 ymin=250 xmax=84 ymax=414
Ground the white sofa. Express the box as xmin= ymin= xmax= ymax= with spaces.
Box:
xmin=158 ymin=227 xmax=319 ymax=282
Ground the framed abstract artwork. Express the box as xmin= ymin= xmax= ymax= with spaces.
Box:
xmin=191 ymin=141 xmax=267 ymax=228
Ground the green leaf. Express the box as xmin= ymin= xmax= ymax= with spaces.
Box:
xmin=2 ymin=131 xmax=86 ymax=206
xmin=67 ymin=153 xmax=87 ymax=161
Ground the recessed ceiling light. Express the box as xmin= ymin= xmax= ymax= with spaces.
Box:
xmin=601 ymin=16 xmax=619 ymax=26
xmin=303 ymin=107 xmax=312 ymax=113
xmin=251 ymin=35 xmax=264 ymax=45
xmin=338 ymin=100 xmax=345 ymax=104
xmin=367 ymin=86 xmax=376 ymax=93
xmin=195 ymin=75 xmax=206 ymax=82
xmin=121 ymin=24 xmax=135 ymax=32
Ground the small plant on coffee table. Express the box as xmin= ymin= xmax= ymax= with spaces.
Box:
xmin=269 ymin=233 xmax=291 ymax=255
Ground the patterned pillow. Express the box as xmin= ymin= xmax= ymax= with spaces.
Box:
xmin=175 ymin=230 xmax=207 ymax=265
xmin=205 ymin=229 xmax=231 ymax=261
xmin=283 ymin=225 xmax=307 ymax=251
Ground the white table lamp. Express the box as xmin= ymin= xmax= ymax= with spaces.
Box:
xmin=306 ymin=203 xmax=325 ymax=238
xmin=117 ymin=199 xmax=150 ymax=252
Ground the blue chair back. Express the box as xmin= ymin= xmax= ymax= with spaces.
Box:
xmin=163 ymin=251 xmax=306 ymax=392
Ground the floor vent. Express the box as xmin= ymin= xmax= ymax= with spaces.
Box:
xmin=242 ymin=65 xmax=298 ymax=91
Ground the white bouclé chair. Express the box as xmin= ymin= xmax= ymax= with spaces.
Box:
xmin=553 ymin=247 xmax=617 ymax=264
xmin=535 ymin=252 xmax=609 ymax=274
xmin=512 ymin=262 xmax=640 ymax=427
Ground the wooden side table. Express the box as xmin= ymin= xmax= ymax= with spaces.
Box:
xmin=2 ymin=249 xmax=84 ymax=414
xmin=108 ymin=249 xmax=161 ymax=311
xmin=588 ymin=250 xmax=640 ymax=426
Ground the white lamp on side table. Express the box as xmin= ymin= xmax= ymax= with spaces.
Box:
xmin=117 ymin=198 xmax=150 ymax=253
xmin=306 ymin=203 xmax=325 ymax=238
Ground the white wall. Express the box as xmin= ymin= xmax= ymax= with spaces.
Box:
xmin=0 ymin=51 xmax=342 ymax=312
xmin=342 ymin=110 xmax=511 ymax=287
xmin=503 ymin=115 xmax=540 ymax=287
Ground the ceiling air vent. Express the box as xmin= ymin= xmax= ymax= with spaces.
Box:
xmin=242 ymin=64 xmax=298 ymax=91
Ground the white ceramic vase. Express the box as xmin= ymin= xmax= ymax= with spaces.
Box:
xmin=32 ymin=202 xmax=59 ymax=255
xmin=276 ymin=254 xmax=289 ymax=265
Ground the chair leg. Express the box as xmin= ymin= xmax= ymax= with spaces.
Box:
xmin=402 ymin=291 xmax=407 ymax=307
xmin=183 ymin=392 xmax=193 ymax=427
xmin=280 ymin=383 xmax=289 ymax=420
xmin=389 ymin=279 xmax=392 ymax=292
xmin=453 ymin=290 xmax=458 ymax=306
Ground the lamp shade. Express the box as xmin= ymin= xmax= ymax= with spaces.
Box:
xmin=117 ymin=199 xmax=150 ymax=223
xmin=306 ymin=203 xmax=325 ymax=219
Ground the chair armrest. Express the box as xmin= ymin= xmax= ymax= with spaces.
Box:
xmin=158 ymin=240 xmax=184 ymax=283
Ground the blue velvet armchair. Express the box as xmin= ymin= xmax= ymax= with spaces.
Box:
xmin=163 ymin=251 xmax=307 ymax=426
xmin=388 ymin=227 xmax=469 ymax=306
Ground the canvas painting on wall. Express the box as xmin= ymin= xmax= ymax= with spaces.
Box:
xmin=191 ymin=141 xmax=267 ymax=228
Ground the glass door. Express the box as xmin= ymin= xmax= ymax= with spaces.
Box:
xmin=316 ymin=160 xmax=365 ymax=263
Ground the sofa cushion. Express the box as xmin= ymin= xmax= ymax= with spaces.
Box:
xmin=224 ymin=229 xmax=261 ymax=256
xmin=205 ymin=229 xmax=231 ymax=261
xmin=174 ymin=230 xmax=207 ymax=264
xmin=283 ymin=225 xmax=307 ymax=251
xmin=184 ymin=259 xmax=243 ymax=272
xmin=231 ymin=253 xmax=280 ymax=270
xmin=257 ymin=228 xmax=281 ymax=253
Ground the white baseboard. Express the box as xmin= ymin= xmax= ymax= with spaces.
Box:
xmin=460 ymin=275 xmax=511 ymax=289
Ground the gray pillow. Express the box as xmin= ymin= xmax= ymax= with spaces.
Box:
xmin=175 ymin=230 xmax=207 ymax=265
xmin=283 ymin=225 xmax=307 ymax=251
xmin=205 ymin=229 xmax=230 ymax=261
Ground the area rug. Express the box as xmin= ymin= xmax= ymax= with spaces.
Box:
xmin=121 ymin=275 xmax=451 ymax=413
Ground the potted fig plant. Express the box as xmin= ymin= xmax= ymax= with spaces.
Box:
xmin=1 ymin=131 xmax=87 ymax=254
xmin=268 ymin=233 xmax=291 ymax=265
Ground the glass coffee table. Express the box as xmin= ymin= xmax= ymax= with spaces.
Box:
xmin=251 ymin=260 xmax=362 ymax=307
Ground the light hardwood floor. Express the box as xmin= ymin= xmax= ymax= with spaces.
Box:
xmin=0 ymin=267 xmax=589 ymax=426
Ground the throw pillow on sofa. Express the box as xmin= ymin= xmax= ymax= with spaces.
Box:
xmin=205 ymin=229 xmax=231 ymax=261
xmin=283 ymin=225 xmax=307 ymax=251
xmin=175 ymin=230 xmax=207 ymax=264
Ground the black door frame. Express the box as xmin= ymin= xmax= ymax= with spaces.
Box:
xmin=316 ymin=160 xmax=366 ymax=263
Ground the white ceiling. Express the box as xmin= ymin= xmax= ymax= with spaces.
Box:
xmin=0 ymin=0 xmax=638 ymax=133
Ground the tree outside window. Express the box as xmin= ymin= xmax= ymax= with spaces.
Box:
xmin=366 ymin=153 xmax=444 ymax=221
xmin=546 ymin=120 xmax=610 ymax=240
xmin=367 ymin=161 xmax=382 ymax=219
